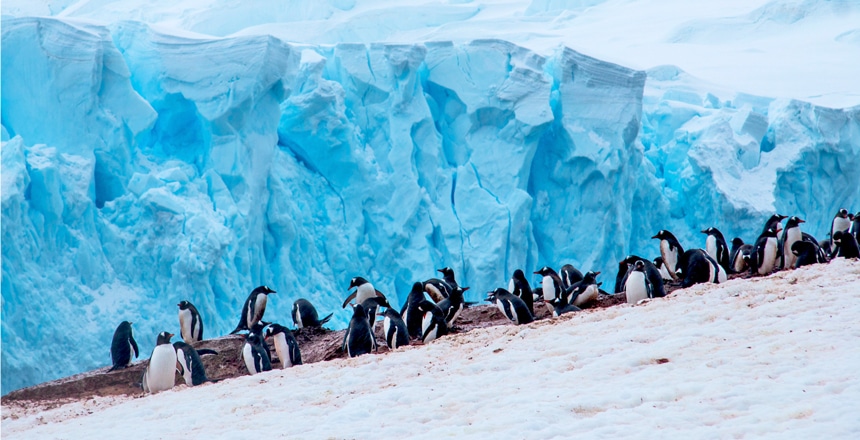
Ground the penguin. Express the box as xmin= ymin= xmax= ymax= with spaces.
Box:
xmin=830 ymin=208 xmax=851 ymax=241
xmin=614 ymin=259 xmax=630 ymax=294
xmin=264 ymin=323 xmax=302 ymax=368
xmin=545 ymin=297 xmax=581 ymax=317
xmin=400 ymin=281 xmax=428 ymax=339
xmin=852 ymin=211 xmax=860 ymax=243
xmin=243 ymin=330 xmax=272 ymax=374
xmin=676 ymin=249 xmax=726 ymax=288
xmin=791 ymin=240 xmax=822 ymax=268
xmin=423 ymin=278 xmax=453 ymax=303
xmin=701 ymin=227 xmax=731 ymax=273
xmin=382 ymin=308 xmax=410 ymax=350
xmin=750 ymin=228 xmax=779 ymax=276
xmin=507 ymin=269 xmax=534 ymax=316
xmin=653 ymin=257 xmax=673 ymax=282
xmin=109 ymin=321 xmax=139 ymax=372
xmin=360 ymin=296 xmax=390 ymax=331
xmin=780 ymin=216 xmax=805 ymax=269
xmin=800 ymin=233 xmax=829 ymax=263
xmin=292 ymin=298 xmax=332 ymax=329
xmin=177 ymin=300 xmax=203 ymax=344
xmin=761 ymin=214 xmax=787 ymax=236
xmin=652 ymin=230 xmax=684 ymax=281
xmin=534 ymin=266 xmax=564 ymax=314
xmin=617 ymin=255 xmax=667 ymax=298
xmin=173 ymin=341 xmax=218 ymax=386
xmin=565 ymin=271 xmax=601 ymax=308
xmin=559 ymin=264 xmax=584 ymax=290
xmin=418 ymin=300 xmax=449 ymax=344
xmin=343 ymin=277 xmax=387 ymax=308
xmin=832 ymin=230 xmax=860 ymax=259
xmin=436 ymin=286 xmax=469 ymax=327
xmin=728 ymin=237 xmax=752 ymax=274
xmin=486 ymin=288 xmax=533 ymax=325
xmin=437 ymin=267 xmax=460 ymax=289
xmin=343 ymin=303 xmax=376 ymax=357
xmin=141 ymin=332 xmax=176 ymax=393
xmin=624 ymin=260 xmax=652 ymax=304
xmin=230 ymin=285 xmax=276 ymax=334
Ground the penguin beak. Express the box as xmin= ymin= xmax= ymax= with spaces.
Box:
xmin=167 ymin=333 xmax=175 ymax=339
xmin=650 ymin=234 xmax=659 ymax=239
xmin=593 ymin=271 xmax=601 ymax=276
xmin=700 ymin=229 xmax=708 ymax=234
xmin=798 ymin=219 xmax=805 ymax=223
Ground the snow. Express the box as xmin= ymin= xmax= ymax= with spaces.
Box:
xmin=2 ymin=0 xmax=860 ymax=393
xmin=3 ymin=259 xmax=860 ymax=438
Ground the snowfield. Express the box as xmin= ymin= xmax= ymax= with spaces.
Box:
xmin=4 ymin=259 xmax=859 ymax=439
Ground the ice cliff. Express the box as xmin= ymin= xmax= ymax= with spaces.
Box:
xmin=2 ymin=17 xmax=858 ymax=393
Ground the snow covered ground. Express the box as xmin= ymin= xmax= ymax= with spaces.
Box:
xmin=4 ymin=259 xmax=859 ymax=439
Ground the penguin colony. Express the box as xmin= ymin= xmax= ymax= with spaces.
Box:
xmin=109 ymin=209 xmax=859 ymax=394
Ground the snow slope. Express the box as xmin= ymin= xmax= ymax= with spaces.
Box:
xmin=3 ymin=259 xmax=860 ymax=439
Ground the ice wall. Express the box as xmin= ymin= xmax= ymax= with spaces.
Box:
xmin=2 ymin=17 xmax=858 ymax=393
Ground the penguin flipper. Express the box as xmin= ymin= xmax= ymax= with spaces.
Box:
xmin=229 ymin=322 xmax=245 ymax=335
xmin=131 ymin=338 xmax=139 ymax=358
xmin=318 ymin=313 xmax=333 ymax=326
xmin=196 ymin=349 xmax=219 ymax=356
xmin=342 ymin=292 xmax=357 ymax=309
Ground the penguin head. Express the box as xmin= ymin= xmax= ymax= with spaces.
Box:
xmin=634 ymin=260 xmax=646 ymax=272
xmin=417 ymin=299 xmax=438 ymax=314
xmin=786 ymin=216 xmax=805 ymax=227
xmin=653 ymin=257 xmax=664 ymax=268
xmin=534 ymin=267 xmax=555 ymax=276
xmin=763 ymin=227 xmax=778 ymax=237
xmin=348 ymin=277 xmax=370 ymax=290
xmin=177 ymin=300 xmax=192 ymax=310
xmin=731 ymin=237 xmax=744 ymax=247
xmin=700 ymin=227 xmax=714 ymax=235
xmin=832 ymin=230 xmax=844 ymax=245
xmin=512 ymin=269 xmax=525 ymax=279
xmin=837 ymin=208 xmax=848 ymax=218
xmin=156 ymin=332 xmax=174 ymax=345
xmin=264 ymin=323 xmax=289 ymax=338
xmin=651 ymin=230 xmax=667 ymax=240
xmin=246 ymin=331 xmax=263 ymax=344
xmin=351 ymin=303 xmax=367 ymax=319
xmin=252 ymin=285 xmax=276 ymax=295
xmin=437 ymin=267 xmax=454 ymax=278
xmin=584 ymin=271 xmax=600 ymax=282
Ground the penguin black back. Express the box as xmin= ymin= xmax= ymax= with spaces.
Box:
xmin=832 ymin=231 xmax=860 ymax=259
xmin=437 ymin=267 xmax=459 ymax=289
xmin=400 ymin=281 xmax=427 ymax=339
xmin=109 ymin=321 xmax=139 ymax=372
xmin=344 ymin=303 xmax=376 ymax=357
xmin=177 ymin=300 xmax=203 ymax=344
xmin=243 ymin=331 xmax=272 ymax=374
xmin=701 ymin=227 xmax=730 ymax=273
xmin=292 ymin=298 xmax=332 ymax=329
xmin=509 ymin=269 xmax=534 ymax=316
xmin=173 ymin=341 xmax=216 ymax=386
xmin=559 ymin=264 xmax=583 ymax=290
xmin=231 ymin=285 xmax=276 ymax=334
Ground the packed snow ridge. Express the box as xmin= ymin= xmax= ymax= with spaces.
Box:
xmin=2 ymin=1 xmax=860 ymax=393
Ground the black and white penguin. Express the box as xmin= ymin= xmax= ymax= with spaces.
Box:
xmin=559 ymin=264 xmax=584 ymax=290
xmin=624 ymin=260 xmax=653 ymax=304
xmin=360 ymin=296 xmax=391 ymax=332
xmin=343 ymin=277 xmax=388 ymax=308
xmin=653 ymin=257 xmax=673 ymax=282
xmin=800 ymin=233 xmax=829 ymax=263
xmin=486 ymin=288 xmax=533 ymax=325
xmin=728 ymin=237 xmax=752 ymax=274
xmin=177 ymin=300 xmax=203 ymax=344
xmin=751 ymin=228 xmax=779 ymax=276
xmin=780 ymin=216 xmax=805 ymax=269
xmin=418 ymin=300 xmax=449 ymax=344
xmin=437 ymin=267 xmax=460 ymax=290
xmin=565 ymin=271 xmax=601 ymax=308
xmin=292 ymin=298 xmax=332 ymax=329
xmin=382 ymin=308 xmax=410 ymax=350
xmin=830 ymin=208 xmax=851 ymax=241
xmin=534 ymin=266 xmax=564 ymax=314
xmin=791 ymin=240 xmax=822 ymax=268
xmin=264 ymin=324 xmax=302 ymax=369
xmin=343 ymin=303 xmax=376 ymax=357
xmin=400 ymin=281 xmax=428 ymax=339
xmin=851 ymin=211 xmax=860 ymax=243
xmin=230 ymin=285 xmax=276 ymax=334
xmin=142 ymin=331 xmax=176 ymax=393
xmin=436 ymin=286 xmax=469 ymax=327
xmin=832 ymin=230 xmax=860 ymax=259
xmin=701 ymin=227 xmax=731 ymax=273
xmin=545 ymin=297 xmax=581 ymax=317
xmin=761 ymin=214 xmax=787 ymax=236
xmin=243 ymin=330 xmax=272 ymax=374
xmin=109 ymin=321 xmax=139 ymax=372
xmin=676 ymin=249 xmax=727 ymax=288
xmin=652 ymin=230 xmax=684 ymax=281
xmin=423 ymin=278 xmax=453 ymax=303
xmin=507 ymin=269 xmax=534 ymax=316
xmin=173 ymin=341 xmax=218 ymax=386
xmin=617 ymin=255 xmax=667 ymax=298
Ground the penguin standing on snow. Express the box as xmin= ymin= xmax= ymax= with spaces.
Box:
xmin=780 ymin=216 xmax=805 ymax=269
xmin=343 ymin=303 xmax=376 ymax=357
xmin=534 ymin=266 xmax=564 ymax=314
xmin=109 ymin=321 xmax=139 ymax=372
xmin=230 ymin=285 xmax=276 ymax=334
xmin=701 ymin=227 xmax=731 ymax=273
xmin=264 ymin=324 xmax=302 ymax=368
xmin=624 ymin=260 xmax=653 ymax=304
xmin=418 ymin=300 xmax=449 ymax=344
xmin=565 ymin=271 xmax=601 ymax=308
xmin=142 ymin=332 xmax=177 ymax=393
xmin=343 ymin=277 xmax=388 ymax=308
xmin=728 ymin=237 xmax=753 ymax=274
xmin=292 ymin=298 xmax=332 ymax=329
xmin=831 ymin=230 xmax=860 ymax=259
xmin=177 ymin=300 xmax=203 ymax=344
xmin=676 ymin=249 xmax=727 ymax=288
xmin=791 ymin=241 xmax=823 ymax=268
xmin=751 ymin=228 xmax=779 ymax=276
xmin=486 ymin=288 xmax=533 ymax=325
xmin=400 ymin=282 xmax=428 ymax=339
xmin=243 ymin=330 xmax=272 ymax=374
xmin=830 ymin=209 xmax=851 ymax=241
xmin=507 ymin=269 xmax=534 ymax=316
xmin=173 ymin=341 xmax=218 ymax=386
xmin=382 ymin=308 xmax=410 ymax=350
xmin=652 ymin=230 xmax=684 ymax=281
xmin=617 ymin=255 xmax=667 ymax=298
xmin=436 ymin=286 xmax=469 ymax=327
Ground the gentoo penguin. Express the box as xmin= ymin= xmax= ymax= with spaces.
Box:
xmin=624 ymin=260 xmax=652 ymax=304
xmin=701 ymin=227 xmax=731 ymax=273
xmin=545 ymin=297 xmax=581 ymax=317
xmin=230 ymin=285 xmax=276 ymax=334
xmin=676 ymin=249 xmax=727 ymax=288
xmin=264 ymin=323 xmax=302 ymax=368
xmin=761 ymin=214 xmax=787 ymax=236
xmin=486 ymin=288 xmax=533 ymax=325
xmin=728 ymin=237 xmax=753 ymax=274
xmin=343 ymin=303 xmax=376 ymax=357
xmin=801 ymin=233 xmax=829 ymax=263
xmin=418 ymin=300 xmax=449 ymax=344
xmin=832 ymin=230 xmax=860 ymax=259
xmin=852 ymin=212 xmax=860 ymax=243
xmin=617 ymin=255 xmax=667 ymax=298
xmin=400 ymin=281 xmax=428 ymax=339
xmin=780 ymin=216 xmax=805 ymax=269
xmin=343 ymin=277 xmax=387 ymax=308
xmin=751 ymin=228 xmax=779 ymax=276
xmin=243 ymin=330 xmax=272 ymax=374
xmin=437 ymin=267 xmax=460 ymax=289
xmin=423 ymin=278 xmax=453 ymax=303
xmin=436 ymin=286 xmax=469 ymax=327
xmin=507 ymin=269 xmax=534 ymax=316
xmin=382 ymin=308 xmax=410 ymax=350
xmin=292 ymin=298 xmax=332 ymax=329
xmin=361 ymin=296 xmax=391 ymax=331
xmin=791 ymin=241 xmax=822 ymax=268
xmin=177 ymin=300 xmax=203 ymax=344
xmin=565 ymin=271 xmax=601 ymax=308
xmin=559 ymin=264 xmax=584 ymax=290
xmin=653 ymin=257 xmax=673 ymax=282
xmin=652 ymin=230 xmax=684 ymax=281
xmin=830 ymin=209 xmax=851 ymax=241
xmin=142 ymin=332 xmax=176 ymax=393
xmin=534 ymin=266 xmax=564 ymax=314
xmin=109 ymin=321 xmax=139 ymax=371
xmin=173 ymin=341 xmax=218 ymax=386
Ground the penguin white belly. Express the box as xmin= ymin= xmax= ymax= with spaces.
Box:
xmin=732 ymin=253 xmax=746 ymax=273
xmin=625 ymin=272 xmax=648 ymax=304
xmin=146 ymin=345 xmax=177 ymax=393
xmin=293 ymin=306 xmax=304 ymax=329
xmin=272 ymin=333 xmax=290 ymax=368
xmin=661 ymin=241 xmax=678 ymax=279
xmin=759 ymin=239 xmax=778 ymax=275
xmin=448 ymin=303 xmax=464 ymax=326
xmin=383 ymin=317 xmax=391 ymax=342
xmin=572 ymin=285 xmax=598 ymax=307
xmin=833 ymin=218 xmax=850 ymax=236
xmin=175 ymin=348 xmax=193 ymax=386
xmin=421 ymin=313 xmax=437 ymax=343
xmin=541 ymin=277 xmax=555 ymax=313
xmin=179 ymin=309 xmax=192 ymax=343
xmin=357 ymin=284 xmax=375 ymax=304
xmin=251 ymin=294 xmax=267 ymax=326
xmin=783 ymin=228 xmax=801 ymax=269
xmin=706 ymin=236 xmax=717 ymax=262
xmin=126 ymin=342 xmax=136 ymax=367
xmin=495 ymin=300 xmax=512 ymax=321
xmin=716 ymin=264 xmax=727 ymax=283
xmin=658 ymin=264 xmax=673 ymax=281
xmin=243 ymin=343 xmax=257 ymax=374
xmin=507 ymin=279 xmax=515 ymax=293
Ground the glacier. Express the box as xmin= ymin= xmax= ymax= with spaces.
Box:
xmin=2 ymin=15 xmax=859 ymax=394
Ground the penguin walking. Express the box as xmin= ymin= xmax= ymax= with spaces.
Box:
xmin=264 ymin=324 xmax=302 ymax=368
xmin=230 ymin=285 xmax=276 ymax=334
xmin=418 ymin=300 xmax=449 ymax=344
xmin=382 ymin=308 xmax=410 ymax=350
xmin=728 ymin=238 xmax=752 ymax=274
xmin=559 ymin=264 xmax=583 ymax=290
xmin=565 ymin=271 xmax=601 ymax=308
xmin=534 ymin=266 xmax=564 ymax=314
xmin=177 ymin=300 xmax=203 ymax=344
xmin=109 ymin=321 xmax=139 ymax=372
xmin=652 ymin=230 xmax=684 ymax=281
xmin=751 ymin=228 xmax=779 ymax=276
xmin=243 ymin=330 xmax=272 ymax=374
xmin=507 ymin=269 xmax=534 ymax=316
xmin=343 ymin=304 xmax=376 ymax=358
xmin=624 ymin=260 xmax=653 ymax=304
xmin=832 ymin=231 xmax=860 ymax=259
xmin=292 ymin=298 xmax=332 ymax=329
xmin=486 ymin=288 xmax=534 ymax=325
xmin=436 ymin=286 xmax=469 ymax=327
xmin=400 ymin=282 xmax=428 ymax=339
xmin=676 ymin=249 xmax=727 ymax=288
xmin=343 ymin=277 xmax=388 ymax=308
xmin=653 ymin=257 xmax=673 ymax=282
xmin=142 ymin=332 xmax=177 ymax=393
xmin=701 ymin=227 xmax=731 ymax=273
xmin=780 ymin=216 xmax=805 ymax=269
xmin=173 ymin=341 xmax=218 ymax=386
